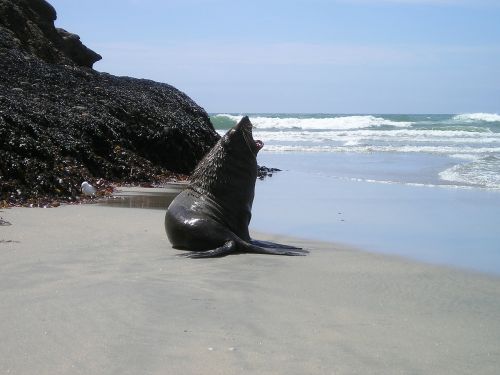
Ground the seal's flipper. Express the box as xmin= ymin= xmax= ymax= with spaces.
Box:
xmin=179 ymin=239 xmax=308 ymax=258
xmin=250 ymin=247 xmax=308 ymax=256
xmin=243 ymin=241 xmax=308 ymax=256
xmin=250 ymin=239 xmax=304 ymax=250
xmin=179 ymin=240 xmax=238 ymax=258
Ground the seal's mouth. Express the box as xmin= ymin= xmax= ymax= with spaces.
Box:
xmin=255 ymin=139 xmax=264 ymax=151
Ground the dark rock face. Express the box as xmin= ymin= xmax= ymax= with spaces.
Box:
xmin=0 ymin=0 xmax=220 ymax=204
xmin=0 ymin=0 xmax=101 ymax=68
xmin=257 ymin=166 xmax=281 ymax=180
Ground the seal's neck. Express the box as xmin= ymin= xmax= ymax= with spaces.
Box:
xmin=190 ymin=141 xmax=257 ymax=199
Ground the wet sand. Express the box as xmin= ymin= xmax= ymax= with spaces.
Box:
xmin=252 ymin=159 xmax=500 ymax=275
xmin=1 ymin=204 xmax=500 ymax=374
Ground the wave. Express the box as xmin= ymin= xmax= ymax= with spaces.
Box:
xmin=212 ymin=114 xmax=413 ymax=130
xmin=211 ymin=113 xmax=239 ymax=129
xmin=251 ymin=129 xmax=500 ymax=143
xmin=212 ymin=113 xmax=500 ymax=190
xmin=452 ymin=113 xmax=500 ymax=123
xmin=263 ymin=144 xmax=500 ymax=154
xmin=213 ymin=114 xmax=500 ymax=190
xmin=439 ymin=156 xmax=500 ymax=189
xmin=338 ymin=177 xmax=477 ymax=190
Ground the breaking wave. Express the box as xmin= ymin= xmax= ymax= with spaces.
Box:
xmin=212 ymin=114 xmax=413 ymax=130
xmin=452 ymin=113 xmax=500 ymax=123
xmin=439 ymin=156 xmax=500 ymax=189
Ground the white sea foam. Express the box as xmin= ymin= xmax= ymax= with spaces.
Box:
xmin=252 ymin=129 xmax=500 ymax=144
xmin=452 ymin=113 xmax=500 ymax=122
xmin=343 ymin=139 xmax=361 ymax=146
xmin=263 ymin=144 xmax=500 ymax=154
xmin=449 ymin=154 xmax=481 ymax=161
xmin=439 ymin=156 xmax=500 ymax=189
xmin=339 ymin=177 xmax=475 ymax=190
xmin=217 ymin=119 xmax=500 ymax=157
xmin=214 ymin=114 xmax=413 ymax=130
xmin=336 ymin=128 xmax=496 ymax=138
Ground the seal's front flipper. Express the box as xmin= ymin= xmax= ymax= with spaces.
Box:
xmin=250 ymin=239 xmax=305 ymax=251
xmin=179 ymin=240 xmax=238 ymax=258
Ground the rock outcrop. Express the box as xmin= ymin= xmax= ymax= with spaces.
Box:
xmin=0 ymin=0 xmax=101 ymax=68
xmin=0 ymin=0 xmax=220 ymax=205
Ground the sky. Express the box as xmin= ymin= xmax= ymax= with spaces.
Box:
xmin=49 ymin=0 xmax=500 ymax=114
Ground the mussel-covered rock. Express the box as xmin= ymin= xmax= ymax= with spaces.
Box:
xmin=0 ymin=0 xmax=220 ymax=205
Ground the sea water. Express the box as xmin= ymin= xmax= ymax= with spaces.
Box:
xmin=212 ymin=113 xmax=500 ymax=274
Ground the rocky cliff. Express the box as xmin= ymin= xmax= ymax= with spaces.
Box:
xmin=0 ymin=0 xmax=220 ymax=205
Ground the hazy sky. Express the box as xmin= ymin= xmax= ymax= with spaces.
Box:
xmin=49 ymin=0 xmax=500 ymax=114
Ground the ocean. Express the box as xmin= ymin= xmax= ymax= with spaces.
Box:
xmin=211 ymin=113 xmax=500 ymax=274
xmin=212 ymin=113 xmax=500 ymax=189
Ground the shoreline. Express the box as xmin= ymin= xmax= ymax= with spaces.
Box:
xmin=1 ymin=204 xmax=500 ymax=374
xmin=5 ymin=179 xmax=499 ymax=276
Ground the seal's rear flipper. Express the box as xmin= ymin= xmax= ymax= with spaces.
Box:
xmin=244 ymin=241 xmax=308 ymax=256
xmin=178 ymin=239 xmax=308 ymax=258
xmin=248 ymin=247 xmax=308 ymax=256
xmin=250 ymin=239 xmax=304 ymax=250
xmin=178 ymin=240 xmax=238 ymax=258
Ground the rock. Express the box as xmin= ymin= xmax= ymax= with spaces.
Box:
xmin=0 ymin=0 xmax=220 ymax=204
xmin=0 ymin=0 xmax=101 ymax=68
xmin=257 ymin=165 xmax=281 ymax=180
xmin=56 ymin=27 xmax=101 ymax=68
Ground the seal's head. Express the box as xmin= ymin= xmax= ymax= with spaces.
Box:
xmin=222 ymin=116 xmax=263 ymax=156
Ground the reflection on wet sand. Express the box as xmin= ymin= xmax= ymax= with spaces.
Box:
xmin=100 ymin=184 xmax=186 ymax=210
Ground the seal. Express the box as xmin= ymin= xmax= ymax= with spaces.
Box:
xmin=165 ymin=116 xmax=307 ymax=258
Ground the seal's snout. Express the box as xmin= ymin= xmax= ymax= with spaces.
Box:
xmin=255 ymin=140 xmax=264 ymax=150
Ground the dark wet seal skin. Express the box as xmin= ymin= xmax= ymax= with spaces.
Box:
xmin=165 ymin=116 xmax=308 ymax=258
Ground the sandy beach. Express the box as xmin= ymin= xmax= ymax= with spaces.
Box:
xmin=1 ymin=203 xmax=500 ymax=375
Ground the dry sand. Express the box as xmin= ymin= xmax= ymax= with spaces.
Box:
xmin=1 ymin=204 xmax=500 ymax=374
